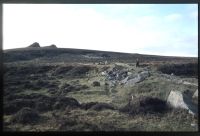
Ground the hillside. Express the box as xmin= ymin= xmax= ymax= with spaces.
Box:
xmin=3 ymin=44 xmax=198 ymax=131
xmin=3 ymin=46 xmax=196 ymax=63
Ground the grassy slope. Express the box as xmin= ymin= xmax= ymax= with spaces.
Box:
xmin=3 ymin=47 xmax=198 ymax=131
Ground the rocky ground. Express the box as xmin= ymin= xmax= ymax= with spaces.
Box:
xmin=3 ymin=44 xmax=198 ymax=131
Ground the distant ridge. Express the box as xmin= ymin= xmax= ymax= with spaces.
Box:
xmin=3 ymin=42 xmax=197 ymax=63
xmin=28 ymin=42 xmax=57 ymax=49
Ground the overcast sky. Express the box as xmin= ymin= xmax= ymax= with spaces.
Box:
xmin=3 ymin=4 xmax=198 ymax=57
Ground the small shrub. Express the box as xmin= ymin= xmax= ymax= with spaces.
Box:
xmin=53 ymin=97 xmax=80 ymax=110
xmin=120 ymin=96 xmax=169 ymax=115
xmin=67 ymin=66 xmax=91 ymax=77
xmin=92 ymin=81 xmax=100 ymax=87
xmin=35 ymin=102 xmax=52 ymax=112
xmin=90 ymin=103 xmax=115 ymax=111
xmin=4 ymin=99 xmax=36 ymax=115
xmin=53 ymin=66 xmax=73 ymax=75
xmin=11 ymin=107 xmax=40 ymax=124
xmin=81 ymin=102 xmax=99 ymax=110
xmin=157 ymin=63 xmax=198 ymax=77
xmin=60 ymin=83 xmax=88 ymax=93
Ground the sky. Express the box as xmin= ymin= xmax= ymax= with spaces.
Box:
xmin=3 ymin=4 xmax=198 ymax=57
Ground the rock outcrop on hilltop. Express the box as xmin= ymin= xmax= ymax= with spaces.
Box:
xmin=28 ymin=42 xmax=40 ymax=48
xmin=43 ymin=44 xmax=57 ymax=48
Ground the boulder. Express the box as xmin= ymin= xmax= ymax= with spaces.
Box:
xmin=192 ymin=89 xmax=198 ymax=105
xmin=193 ymin=89 xmax=198 ymax=98
xmin=140 ymin=71 xmax=150 ymax=78
xmin=116 ymin=71 xmax=128 ymax=80
xmin=167 ymin=90 xmax=197 ymax=115
xmin=121 ymin=76 xmax=129 ymax=84
xmin=127 ymin=72 xmax=132 ymax=76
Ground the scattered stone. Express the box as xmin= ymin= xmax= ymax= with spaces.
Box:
xmin=103 ymin=65 xmax=129 ymax=81
xmin=127 ymin=72 xmax=132 ymax=76
xmin=105 ymin=61 xmax=108 ymax=65
xmin=101 ymin=71 xmax=107 ymax=76
xmin=123 ymin=71 xmax=150 ymax=86
xmin=191 ymin=123 xmax=197 ymax=127
xmin=177 ymin=79 xmax=183 ymax=84
xmin=109 ymin=81 xmax=117 ymax=88
xmin=182 ymin=81 xmax=198 ymax=86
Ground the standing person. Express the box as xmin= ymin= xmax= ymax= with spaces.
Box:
xmin=136 ymin=58 xmax=139 ymax=67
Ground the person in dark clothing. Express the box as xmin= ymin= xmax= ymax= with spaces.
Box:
xmin=136 ymin=58 xmax=139 ymax=67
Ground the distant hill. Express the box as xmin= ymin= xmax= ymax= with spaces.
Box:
xmin=3 ymin=44 xmax=197 ymax=63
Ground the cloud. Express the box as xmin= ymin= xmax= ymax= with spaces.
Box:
xmin=189 ymin=11 xmax=198 ymax=20
xmin=164 ymin=13 xmax=182 ymax=22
